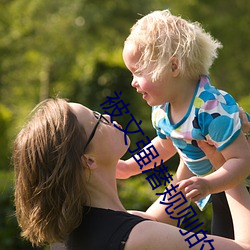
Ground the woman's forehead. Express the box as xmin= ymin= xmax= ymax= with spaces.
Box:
xmin=68 ymin=103 xmax=93 ymax=127
xmin=68 ymin=103 xmax=90 ymax=114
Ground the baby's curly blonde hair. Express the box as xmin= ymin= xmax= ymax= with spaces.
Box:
xmin=125 ymin=9 xmax=222 ymax=81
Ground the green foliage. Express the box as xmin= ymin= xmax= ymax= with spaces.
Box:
xmin=118 ymin=175 xmax=156 ymax=211
xmin=0 ymin=0 xmax=248 ymax=248
xmin=239 ymin=95 xmax=250 ymax=113
xmin=0 ymin=105 xmax=13 ymax=170
xmin=1 ymin=0 xmax=249 ymax=152
xmin=185 ymin=1 xmax=250 ymax=100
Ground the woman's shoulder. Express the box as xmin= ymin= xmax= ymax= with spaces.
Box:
xmin=124 ymin=220 xmax=187 ymax=250
xmin=66 ymin=206 xmax=148 ymax=250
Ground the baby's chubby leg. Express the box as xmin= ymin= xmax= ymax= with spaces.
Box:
xmin=145 ymin=159 xmax=194 ymax=226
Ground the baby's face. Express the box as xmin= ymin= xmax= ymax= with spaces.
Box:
xmin=123 ymin=43 xmax=174 ymax=106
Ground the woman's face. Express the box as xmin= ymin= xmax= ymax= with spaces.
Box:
xmin=68 ymin=103 xmax=130 ymax=162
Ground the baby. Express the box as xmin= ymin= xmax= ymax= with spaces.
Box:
xmin=119 ymin=10 xmax=250 ymax=237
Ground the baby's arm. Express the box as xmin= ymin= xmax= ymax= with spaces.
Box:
xmin=179 ymin=132 xmax=250 ymax=201
xmin=116 ymin=136 xmax=177 ymax=179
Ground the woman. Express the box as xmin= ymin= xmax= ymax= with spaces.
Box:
xmin=13 ymin=98 xmax=250 ymax=249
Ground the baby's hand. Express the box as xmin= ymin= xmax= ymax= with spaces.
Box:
xmin=178 ymin=176 xmax=211 ymax=202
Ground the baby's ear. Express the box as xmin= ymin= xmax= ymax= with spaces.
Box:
xmin=82 ymin=155 xmax=97 ymax=169
xmin=171 ymin=57 xmax=180 ymax=76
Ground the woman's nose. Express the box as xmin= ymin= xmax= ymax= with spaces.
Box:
xmin=103 ymin=114 xmax=112 ymax=123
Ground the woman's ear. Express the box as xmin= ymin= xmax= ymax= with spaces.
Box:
xmin=170 ymin=57 xmax=180 ymax=77
xmin=82 ymin=155 xmax=97 ymax=169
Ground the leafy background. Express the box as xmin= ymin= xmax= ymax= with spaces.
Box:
xmin=0 ymin=0 xmax=249 ymax=249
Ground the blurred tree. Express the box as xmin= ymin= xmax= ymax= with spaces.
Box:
xmin=0 ymin=0 xmax=249 ymax=248
xmin=0 ymin=0 xmax=163 ymax=169
xmin=185 ymin=0 xmax=250 ymax=100
xmin=1 ymin=0 xmax=248 ymax=136
xmin=0 ymin=105 xmax=12 ymax=169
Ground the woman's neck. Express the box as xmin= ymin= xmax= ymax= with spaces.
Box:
xmin=84 ymin=165 xmax=126 ymax=212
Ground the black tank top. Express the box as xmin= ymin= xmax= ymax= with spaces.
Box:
xmin=66 ymin=206 xmax=148 ymax=250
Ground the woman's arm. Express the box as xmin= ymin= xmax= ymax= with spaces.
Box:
xmin=125 ymin=184 xmax=250 ymax=250
xmin=225 ymin=184 xmax=250 ymax=243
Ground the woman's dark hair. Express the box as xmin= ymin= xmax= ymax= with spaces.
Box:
xmin=13 ymin=98 xmax=88 ymax=246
